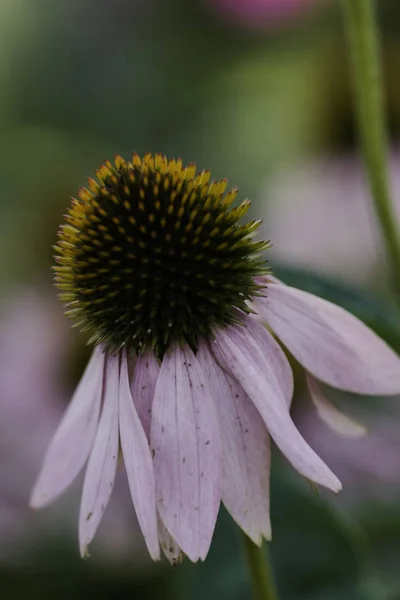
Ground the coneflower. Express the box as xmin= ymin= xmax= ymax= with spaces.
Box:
xmin=30 ymin=153 xmax=400 ymax=563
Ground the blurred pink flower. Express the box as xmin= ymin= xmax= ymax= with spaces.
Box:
xmin=297 ymin=395 xmax=400 ymax=502
xmin=262 ymin=152 xmax=400 ymax=285
xmin=208 ymin=0 xmax=321 ymax=27
xmin=0 ymin=288 xmax=70 ymax=558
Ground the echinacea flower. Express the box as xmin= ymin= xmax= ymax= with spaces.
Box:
xmin=31 ymin=153 xmax=400 ymax=564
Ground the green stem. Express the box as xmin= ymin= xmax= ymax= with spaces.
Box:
xmin=327 ymin=503 xmax=387 ymax=600
xmin=242 ymin=534 xmax=279 ymax=600
xmin=342 ymin=0 xmax=400 ymax=294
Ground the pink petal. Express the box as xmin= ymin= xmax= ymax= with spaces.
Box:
xmin=212 ymin=324 xmax=341 ymax=492
xmin=131 ymin=352 xmax=160 ymax=438
xmin=119 ymin=352 xmax=160 ymax=561
xmin=151 ymin=345 xmax=221 ymax=562
xmin=307 ymin=374 xmax=367 ymax=438
xmin=243 ymin=315 xmax=294 ymax=406
xmin=259 ymin=282 xmax=400 ymax=395
xmin=158 ymin=516 xmax=183 ymax=565
xmin=255 ymin=274 xmax=284 ymax=286
xmin=197 ymin=343 xmax=271 ymax=544
xmin=79 ymin=353 xmax=120 ymax=557
xmin=30 ymin=347 xmax=104 ymax=509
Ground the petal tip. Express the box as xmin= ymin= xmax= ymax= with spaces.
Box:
xmin=184 ymin=549 xmax=200 ymax=563
xmin=345 ymin=424 xmax=368 ymax=439
xmin=307 ymin=374 xmax=369 ymax=439
xmin=334 ymin=480 xmax=343 ymax=494
xmin=149 ymin=545 xmax=161 ymax=562
xmin=80 ymin=543 xmax=91 ymax=559
xmin=329 ymin=476 xmax=342 ymax=495
xmin=309 ymin=470 xmax=342 ymax=494
xmin=262 ymin=530 xmax=272 ymax=543
xmin=29 ymin=485 xmax=50 ymax=510
xmin=241 ymin=528 xmax=272 ymax=547
xmin=28 ymin=488 xmax=40 ymax=509
xmin=28 ymin=496 xmax=41 ymax=510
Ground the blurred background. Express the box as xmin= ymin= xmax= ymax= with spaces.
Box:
xmin=1 ymin=0 xmax=400 ymax=598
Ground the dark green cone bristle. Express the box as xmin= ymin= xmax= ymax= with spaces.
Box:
xmin=54 ymin=153 xmax=270 ymax=357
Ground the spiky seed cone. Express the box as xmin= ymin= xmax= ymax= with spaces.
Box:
xmin=54 ymin=153 xmax=270 ymax=357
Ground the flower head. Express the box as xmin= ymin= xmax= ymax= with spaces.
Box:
xmin=31 ymin=154 xmax=400 ymax=563
xmin=56 ymin=153 xmax=268 ymax=357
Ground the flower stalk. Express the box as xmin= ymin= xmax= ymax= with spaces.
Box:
xmin=242 ymin=535 xmax=279 ymax=600
xmin=342 ymin=0 xmax=400 ymax=296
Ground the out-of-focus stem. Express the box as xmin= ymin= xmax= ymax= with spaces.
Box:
xmin=342 ymin=0 xmax=400 ymax=295
xmin=242 ymin=534 xmax=279 ymax=600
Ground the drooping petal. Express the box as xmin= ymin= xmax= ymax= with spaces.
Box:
xmin=30 ymin=347 xmax=104 ymax=509
xmin=212 ymin=325 xmax=341 ymax=492
xmin=119 ymin=352 xmax=160 ymax=560
xmin=131 ymin=352 xmax=160 ymax=438
xmin=197 ymin=343 xmax=271 ymax=544
xmin=151 ymin=345 xmax=221 ymax=562
xmin=258 ymin=282 xmax=400 ymax=395
xmin=79 ymin=353 xmax=120 ymax=557
xmin=158 ymin=516 xmax=183 ymax=565
xmin=307 ymin=374 xmax=367 ymax=438
xmin=255 ymin=273 xmax=284 ymax=286
xmin=243 ymin=315 xmax=294 ymax=406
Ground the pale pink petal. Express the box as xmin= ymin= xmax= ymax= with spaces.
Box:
xmin=307 ymin=374 xmax=367 ymax=438
xmin=244 ymin=315 xmax=293 ymax=407
xmin=119 ymin=352 xmax=160 ymax=560
xmin=255 ymin=274 xmax=284 ymax=286
xmin=151 ymin=345 xmax=221 ymax=562
xmin=158 ymin=516 xmax=183 ymax=565
xmin=30 ymin=347 xmax=104 ymax=508
xmin=258 ymin=282 xmax=400 ymax=395
xmin=79 ymin=353 xmax=120 ymax=557
xmin=212 ymin=325 xmax=341 ymax=492
xmin=267 ymin=274 xmax=284 ymax=284
xmin=197 ymin=343 xmax=271 ymax=544
xmin=131 ymin=352 xmax=160 ymax=438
